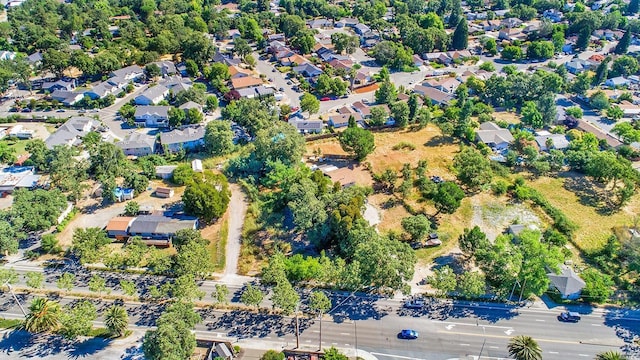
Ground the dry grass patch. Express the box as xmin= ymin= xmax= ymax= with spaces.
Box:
xmin=202 ymin=214 xmax=228 ymax=272
xmin=528 ymin=175 xmax=640 ymax=252
xmin=492 ymin=111 xmax=521 ymax=124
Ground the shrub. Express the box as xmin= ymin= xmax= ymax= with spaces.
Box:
xmin=391 ymin=141 xmax=416 ymax=151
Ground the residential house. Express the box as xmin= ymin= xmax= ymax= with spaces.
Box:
xmin=576 ymin=119 xmax=622 ymax=148
xmin=534 ymin=131 xmax=570 ymax=151
xmin=413 ymin=86 xmax=453 ymax=105
xmin=274 ymin=48 xmax=297 ymax=61
xmin=110 ymin=65 xmax=144 ymax=81
xmin=501 ymin=17 xmax=523 ymax=28
xmin=85 ymin=78 xmax=127 ymax=99
xmin=127 ymin=215 xmax=198 ymax=245
xmin=134 ymin=105 xmax=171 ymax=128
xmin=335 ymin=17 xmax=359 ymax=28
xmin=45 ymin=117 xmax=95 ymax=149
xmin=293 ymin=63 xmax=323 ymax=78
xmin=480 ymin=19 xmax=502 ymax=31
xmin=0 ymin=51 xmax=16 ymax=60
xmin=150 ymin=61 xmax=177 ymax=77
xmin=226 ymin=29 xmax=241 ymax=39
xmin=267 ymin=33 xmax=286 ymax=42
xmin=236 ymin=86 xmax=274 ymax=99
xmin=159 ymin=76 xmax=193 ymax=94
xmin=498 ymin=28 xmax=525 ymax=41
xmin=41 ymin=79 xmax=75 ymax=93
xmin=413 ymin=54 xmax=424 ymax=67
xmin=179 ymin=101 xmax=203 ymax=115
xmin=228 ymin=65 xmax=253 ymax=78
xmin=423 ymin=52 xmax=452 ymax=65
xmin=160 ymin=125 xmax=206 ymax=153
xmin=354 ymin=71 xmax=372 ymax=85
xmin=547 ymin=267 xmax=586 ymax=300
xmin=8 ymin=125 xmax=34 ymax=139
xmin=105 ymin=217 xmax=135 ymax=240
xmin=618 ymin=101 xmax=640 ymax=117
xmin=116 ymin=132 xmax=156 ymax=156
xmin=27 ymin=52 xmax=43 ymax=66
xmin=288 ymin=118 xmax=323 ymax=134
xmin=155 ymin=165 xmax=178 ymax=180
xmin=279 ymin=54 xmax=308 ymax=67
xmin=307 ymin=18 xmax=332 ymax=29
xmin=212 ymin=51 xmax=241 ymax=67
xmin=423 ymin=77 xmax=461 ymax=94
xmin=50 ymin=90 xmax=84 ymax=106
xmin=543 ymin=9 xmax=563 ymax=22
xmin=361 ymin=32 xmax=381 ymax=48
xmin=352 ymin=101 xmax=371 ymax=118
xmin=0 ymin=166 xmax=41 ymax=193
xmin=328 ymin=113 xmax=362 ymax=128
xmin=565 ymin=59 xmax=594 ymax=74
xmin=604 ymin=76 xmax=630 ymax=88
xmin=475 ymin=122 xmax=515 ymax=150
xmin=134 ymin=85 xmax=169 ymax=105
xmin=354 ymin=23 xmax=371 ymax=36
xmin=230 ymin=76 xmax=263 ymax=90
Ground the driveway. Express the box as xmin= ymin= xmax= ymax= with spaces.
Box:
xmin=254 ymin=52 xmax=301 ymax=108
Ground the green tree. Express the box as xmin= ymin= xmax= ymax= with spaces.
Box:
xmin=596 ymin=351 xmax=628 ymax=360
xmin=143 ymin=301 xmax=201 ymax=360
xmin=570 ymin=72 xmax=592 ymax=96
xmin=565 ymin=107 xmax=583 ymax=119
xmin=204 ymin=120 xmax=235 ymax=156
xmin=72 ymin=227 xmax=111 ymax=264
xmin=606 ymin=105 xmax=624 ymax=121
xmin=507 ymin=335 xmax=542 ymax=360
xmin=25 ymin=272 xmax=44 ymax=289
xmin=120 ymin=279 xmax=137 ymax=297
xmin=271 ymin=279 xmax=299 ymax=315
xmin=501 ymin=46 xmax=523 ymax=61
xmin=172 ymin=274 xmax=206 ymax=301
xmin=173 ymin=238 xmax=213 ymax=279
xmin=459 ymin=226 xmax=489 ymax=259
xmin=375 ymin=80 xmax=397 ymax=104
xmin=41 ymin=234 xmax=61 ymax=254
xmin=323 ymin=347 xmax=349 ymax=360
xmin=56 ymin=272 xmax=75 ymax=292
xmin=369 ymin=106 xmax=388 ymax=126
xmin=614 ymin=30 xmax=631 ymax=55
xmin=309 ymin=291 xmax=331 ymax=315
xmin=261 ymin=350 xmax=285 ymax=360
xmin=12 ymin=188 xmax=67 ymax=232
xmin=88 ymin=273 xmax=109 ymax=295
xmin=212 ymin=284 xmax=229 ymax=304
xmin=454 ymin=147 xmax=493 ymax=189
xmin=457 ymin=271 xmax=486 ymax=298
xmin=0 ymin=141 xmax=16 ymax=163
xmin=484 ymin=38 xmax=497 ymax=55
xmin=331 ymin=33 xmax=359 ymax=54
xmin=432 ymin=181 xmax=465 ymax=216
xmin=300 ymin=92 xmax=320 ymax=114
xmin=60 ymin=300 xmax=97 ymax=339
xmin=451 ymin=18 xmax=468 ymax=50
xmin=580 ymin=268 xmax=614 ymax=303
xmin=172 ymin=164 xmax=195 ymax=185
xmin=392 ymin=101 xmax=410 ymax=128
xmin=124 ymin=201 xmax=140 ymax=216
xmin=428 ymin=265 xmax=457 ymax=297
xmin=521 ymin=101 xmax=544 ymax=128
xmin=590 ymin=91 xmax=610 ymax=110
xmin=168 ymin=106 xmax=187 ymax=127
xmin=89 ymin=142 xmax=126 ymax=179
xmin=241 ymin=284 xmax=264 ymax=308
xmin=354 ymin=236 xmax=416 ymax=293
xmin=593 ymin=57 xmax=611 ymax=86
xmin=339 ymin=127 xmax=375 ymax=161
xmin=254 ymin=122 xmax=306 ymax=166
xmin=23 ymin=297 xmax=61 ymax=333
xmin=182 ymin=173 xmax=231 ymax=223
xmin=105 ymin=305 xmax=129 ymax=337
xmin=612 ymin=55 xmax=639 ymax=77
xmin=401 ymin=215 xmax=431 ymax=241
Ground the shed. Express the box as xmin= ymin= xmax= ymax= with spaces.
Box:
xmin=155 ymin=165 xmax=178 ymax=180
xmin=192 ymin=159 xmax=203 ymax=172
xmin=155 ymin=187 xmax=174 ymax=198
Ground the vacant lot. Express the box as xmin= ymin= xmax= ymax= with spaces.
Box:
xmin=528 ymin=174 xmax=640 ymax=252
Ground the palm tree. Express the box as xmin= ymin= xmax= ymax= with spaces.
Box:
xmin=507 ymin=335 xmax=543 ymax=360
xmin=596 ymin=351 xmax=628 ymax=360
xmin=23 ymin=297 xmax=61 ymax=333
xmin=104 ymin=305 xmax=129 ymax=337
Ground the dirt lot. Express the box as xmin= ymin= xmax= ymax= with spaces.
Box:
xmin=56 ymin=180 xmax=186 ymax=248
xmin=528 ymin=173 xmax=640 ymax=252
xmin=492 ymin=111 xmax=521 ymax=124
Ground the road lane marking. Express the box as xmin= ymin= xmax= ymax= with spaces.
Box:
xmin=370 ymin=352 xmax=426 ymax=360
xmin=436 ymin=320 xmax=513 ymax=330
xmin=339 ymin=332 xmax=350 ymax=335
xmin=459 ymin=343 xmax=470 ymax=346
xmin=535 ymin=319 xmax=545 ymax=322
xmin=549 ymin=352 xmax=559 ymax=354
xmin=591 ymin=324 xmax=602 ymax=327
xmin=437 ymin=330 xmax=580 ymax=345
xmin=579 ymin=354 xmax=589 ymax=357
xmin=489 ymin=346 xmax=499 ymax=349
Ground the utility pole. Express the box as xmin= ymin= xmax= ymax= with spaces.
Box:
xmin=318 ymin=310 xmax=323 ymax=351
xmin=295 ymin=302 xmax=300 ymax=349
xmin=354 ymin=320 xmax=358 ymax=358
xmin=477 ymin=325 xmax=486 ymax=359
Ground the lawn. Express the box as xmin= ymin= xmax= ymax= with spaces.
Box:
xmin=3 ymin=138 xmax=28 ymax=155
xmin=527 ymin=174 xmax=640 ymax=252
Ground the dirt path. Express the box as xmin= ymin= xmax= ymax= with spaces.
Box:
xmin=223 ymin=183 xmax=246 ymax=278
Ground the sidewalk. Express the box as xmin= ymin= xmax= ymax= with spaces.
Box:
xmin=235 ymin=339 xmax=378 ymax=360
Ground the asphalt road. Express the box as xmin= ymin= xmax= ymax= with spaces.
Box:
xmin=0 ymin=290 xmax=636 ymax=360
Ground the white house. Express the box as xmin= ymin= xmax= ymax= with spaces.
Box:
xmin=476 ymin=122 xmax=514 ymax=150
xmin=134 ymin=85 xmax=169 ymax=105
xmin=134 ymin=106 xmax=171 ymax=128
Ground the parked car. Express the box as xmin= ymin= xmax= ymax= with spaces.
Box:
xmin=56 ymin=109 xmax=66 ymax=112
xmin=21 ymin=108 xmax=32 ymax=113
xmin=398 ymin=329 xmax=419 ymax=339
xmin=558 ymin=312 xmax=581 ymax=322
xmin=404 ymin=299 xmax=425 ymax=309
xmin=320 ymin=97 xmax=331 ymax=101
xmin=279 ymin=87 xmax=284 ymax=92
xmin=287 ymin=81 xmax=293 ymax=85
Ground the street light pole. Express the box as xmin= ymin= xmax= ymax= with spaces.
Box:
xmin=318 ymin=310 xmax=323 ymax=351
xmin=477 ymin=325 xmax=486 ymax=359
xmin=295 ymin=302 xmax=300 ymax=349
xmin=3 ymin=282 xmax=26 ymax=316
xmin=354 ymin=320 xmax=358 ymax=358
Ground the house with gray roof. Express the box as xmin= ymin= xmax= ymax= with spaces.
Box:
xmin=134 ymin=85 xmax=169 ymax=105
xmin=293 ymin=63 xmax=323 ymax=78
xmin=85 ymin=81 xmax=120 ymax=99
xmin=535 ymin=132 xmax=570 ymax=151
xmin=50 ymin=90 xmax=84 ymax=106
xmin=42 ymin=79 xmax=75 ymax=93
xmin=127 ymin=215 xmax=198 ymax=245
xmin=288 ymin=118 xmax=323 ymax=134
xmin=116 ymin=132 xmax=156 ymax=156
xmin=179 ymin=101 xmax=203 ymax=113
xmin=307 ymin=18 xmax=332 ymax=29
xmin=110 ymin=64 xmax=144 ymax=81
xmin=45 ymin=117 xmax=95 ymax=149
xmin=27 ymin=52 xmax=43 ymax=65
xmin=160 ymin=76 xmax=193 ymax=94
xmin=413 ymin=86 xmax=453 ymax=106
xmin=475 ymin=122 xmax=514 ymax=150
xmin=134 ymin=106 xmax=170 ymax=127
xmin=160 ymin=125 xmax=205 ymax=153
xmin=150 ymin=61 xmax=177 ymax=77
xmin=547 ymin=267 xmax=586 ymax=300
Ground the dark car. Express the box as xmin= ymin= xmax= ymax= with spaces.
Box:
xmin=558 ymin=311 xmax=581 ymax=323
xmin=21 ymin=108 xmax=32 ymax=113
xmin=398 ymin=329 xmax=419 ymax=339
xmin=279 ymin=87 xmax=284 ymax=92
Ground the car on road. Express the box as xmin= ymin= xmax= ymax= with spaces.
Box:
xmin=558 ymin=311 xmax=581 ymax=322
xmin=320 ymin=97 xmax=331 ymax=101
xmin=21 ymin=108 xmax=31 ymax=113
xmin=279 ymin=87 xmax=284 ymax=92
xmin=398 ymin=329 xmax=419 ymax=339
xmin=404 ymin=299 xmax=425 ymax=309
xmin=56 ymin=109 xmax=66 ymax=112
